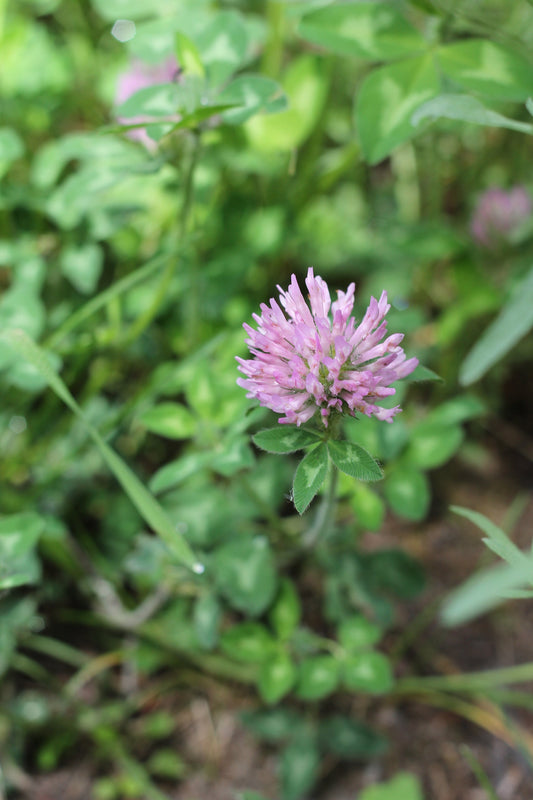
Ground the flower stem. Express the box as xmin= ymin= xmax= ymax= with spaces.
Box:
xmin=303 ymin=464 xmax=338 ymax=549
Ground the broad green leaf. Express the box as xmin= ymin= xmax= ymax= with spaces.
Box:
xmin=149 ymin=452 xmax=212 ymax=494
xmin=60 ymin=243 xmax=103 ymax=295
xmin=293 ymin=443 xmax=329 ymax=514
xmin=241 ymin=708 xmax=303 ymax=743
xmin=211 ymin=435 xmax=255 ymax=476
xmin=384 ymin=467 xmax=430 ymax=521
xmin=460 ymin=266 xmax=533 ymax=385
xmin=269 ymin=578 xmax=301 ymax=641
xmin=193 ymin=592 xmax=221 ymax=650
xmin=427 ymin=395 xmax=485 ymax=426
xmin=194 ymin=10 xmax=249 ymax=84
xmin=140 ymin=403 xmax=197 ymax=440
xmin=114 ymin=83 xmax=183 ymax=120
xmin=356 ymin=54 xmax=440 ymax=164
xmin=350 ymin=483 xmax=385 ymax=531
xmin=90 ymin=0 xmax=180 ymax=20
xmin=438 ymin=40 xmax=533 ymax=101
xmin=0 ymin=127 xmax=24 ymax=177
xmin=0 ymin=513 xmax=44 ymax=560
xmin=359 ymin=772 xmax=423 ymax=800
xmin=253 ymin=426 xmax=321 ymax=454
xmin=295 ymin=655 xmax=340 ymax=700
xmin=406 ymin=422 xmax=464 ymax=469
xmin=299 ymin=2 xmax=426 ymax=61
xmin=175 ymin=32 xmax=205 ymax=78
xmin=451 ymin=506 xmax=530 ymax=569
xmin=258 ymin=651 xmax=297 ymax=703
xmin=338 ymin=615 xmax=382 ymax=652
xmin=280 ymin=734 xmax=320 ymax=800
xmin=220 ymin=622 xmax=276 ymax=663
xmin=378 ymin=420 xmax=408 ymax=460
xmin=0 ymin=330 xmax=201 ymax=572
xmin=328 ymin=439 xmax=383 ymax=481
xmin=319 ymin=715 xmax=388 ymax=759
xmin=219 ymin=75 xmax=286 ymax=125
xmin=412 ymin=93 xmax=533 ymax=135
xmin=246 ymin=55 xmax=328 ymax=152
xmin=361 ymin=549 xmax=425 ymax=599
xmin=213 ymin=536 xmax=277 ymax=616
xmin=342 ymin=651 xmax=393 ymax=693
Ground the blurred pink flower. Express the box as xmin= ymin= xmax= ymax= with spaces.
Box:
xmin=470 ymin=186 xmax=531 ymax=247
xmin=236 ymin=268 xmax=418 ymax=427
xmin=115 ymin=57 xmax=179 ymax=148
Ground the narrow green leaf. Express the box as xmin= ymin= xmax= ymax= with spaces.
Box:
xmin=413 ymin=93 xmax=533 ymax=135
xmin=293 ymin=443 xmax=329 ymax=514
xmin=358 ymin=772 xmax=422 ymax=800
xmin=460 ymin=265 xmax=533 ymax=385
xmin=269 ymin=579 xmax=301 ymax=641
xmin=451 ymin=506 xmax=530 ymax=569
xmin=0 ymin=329 xmax=201 ymax=573
xmin=328 ymin=439 xmax=383 ymax=481
xmin=175 ymin=32 xmax=205 ymax=78
xmin=253 ymin=426 xmax=321 ymax=454
xmin=356 ymin=54 xmax=440 ymax=164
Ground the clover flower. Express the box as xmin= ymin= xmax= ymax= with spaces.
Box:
xmin=236 ymin=268 xmax=418 ymax=427
xmin=470 ymin=186 xmax=531 ymax=248
xmin=115 ymin=57 xmax=179 ymax=148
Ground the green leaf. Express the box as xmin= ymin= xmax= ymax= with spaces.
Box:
xmin=359 ymin=772 xmax=423 ymax=800
xmin=149 ymin=452 xmax=211 ymax=494
xmin=91 ymin=0 xmax=179 ymax=20
xmin=299 ymin=2 xmax=426 ymax=61
xmin=211 ymin=435 xmax=255 ymax=476
xmin=269 ymin=579 xmax=301 ymax=641
xmin=328 ymin=439 xmax=383 ymax=481
xmin=213 ymin=536 xmax=277 ymax=616
xmin=451 ymin=506 xmax=530 ymax=569
xmin=0 ymin=513 xmax=44 ymax=561
xmin=140 ymin=403 xmax=197 ymax=440
xmin=219 ymin=75 xmax=287 ymax=126
xmin=0 ymin=330 xmax=201 ymax=572
xmin=460 ymin=266 xmax=533 ymax=385
xmin=355 ymin=54 xmax=440 ymax=164
xmin=253 ymin=427 xmax=321 ymax=454
xmin=342 ymin=651 xmax=394 ymax=693
xmin=60 ymin=243 xmax=103 ymax=295
xmin=295 ymin=655 xmax=340 ymax=700
xmin=427 ymin=395 xmax=485 ymax=426
xmin=193 ymin=592 xmax=221 ymax=650
xmin=338 ymin=615 xmax=382 ymax=652
xmin=280 ymin=734 xmax=320 ymax=800
xmin=258 ymin=651 xmax=297 ymax=704
xmin=361 ymin=549 xmax=425 ymax=599
xmin=412 ymin=93 xmax=533 ymax=135
xmin=241 ymin=708 xmax=304 ymax=743
xmin=194 ymin=10 xmax=249 ymax=84
xmin=350 ymin=483 xmax=385 ymax=532
xmin=438 ymin=40 xmax=533 ymax=101
xmin=246 ymin=55 xmax=328 ymax=153
xmin=384 ymin=467 xmax=430 ymax=521
xmin=0 ymin=127 xmax=24 ymax=177
xmin=441 ymin=560 xmax=533 ymax=627
xmin=319 ymin=715 xmax=388 ymax=759
xmin=220 ymin=622 xmax=276 ymax=663
xmin=406 ymin=422 xmax=464 ymax=469
xmin=293 ymin=443 xmax=329 ymax=514
xmin=175 ymin=32 xmax=205 ymax=78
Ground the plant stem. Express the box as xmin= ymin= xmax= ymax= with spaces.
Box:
xmin=394 ymin=660 xmax=533 ymax=694
xmin=125 ymin=131 xmax=202 ymax=345
xmin=303 ymin=465 xmax=338 ymax=549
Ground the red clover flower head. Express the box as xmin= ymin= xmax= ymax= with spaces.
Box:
xmin=470 ymin=186 xmax=531 ymax=248
xmin=236 ymin=268 xmax=418 ymax=427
